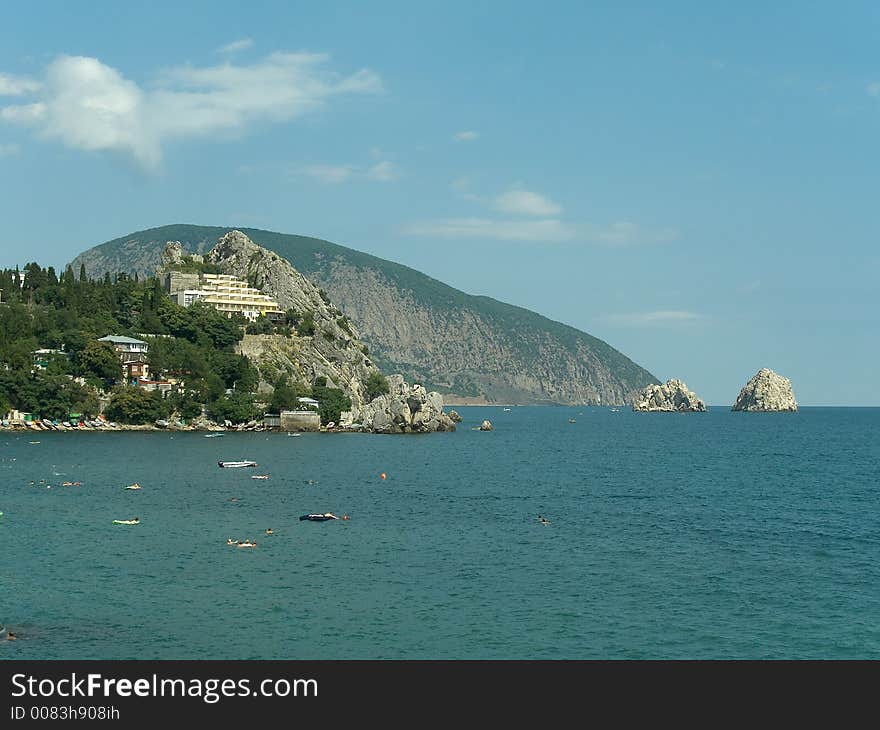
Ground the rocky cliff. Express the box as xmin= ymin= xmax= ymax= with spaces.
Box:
xmin=732 ymin=368 xmax=798 ymax=412
xmin=196 ymin=231 xmax=379 ymax=411
xmin=341 ymin=374 xmax=456 ymax=433
xmin=632 ymin=379 xmax=706 ymax=412
xmin=71 ymin=224 xmax=660 ymax=405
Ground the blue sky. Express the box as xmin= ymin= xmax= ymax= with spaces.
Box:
xmin=1 ymin=1 xmax=877 ymax=405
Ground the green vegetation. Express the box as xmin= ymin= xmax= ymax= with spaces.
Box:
xmin=0 ymin=263 xmax=260 ymax=423
xmin=105 ymin=387 xmax=171 ymax=425
xmin=297 ymin=311 xmax=316 ymax=336
xmin=163 ymin=256 xmax=222 ymax=275
xmin=364 ymin=371 xmax=390 ymax=402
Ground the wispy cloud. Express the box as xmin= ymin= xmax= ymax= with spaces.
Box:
xmin=867 ymin=81 xmax=880 ymax=97
xmin=217 ymin=38 xmax=254 ymax=55
xmin=493 ymin=188 xmax=562 ymax=217
xmin=244 ymin=157 xmax=401 ymax=184
xmin=580 ymin=221 xmax=680 ymax=246
xmin=400 ymin=217 xmax=576 ymax=242
xmin=297 ymin=164 xmax=357 ymax=184
xmin=0 ymin=142 xmax=19 ymax=157
xmin=365 ymin=160 xmax=400 ymax=181
xmin=601 ymin=310 xmax=706 ymax=326
xmin=453 ymin=130 xmax=479 ymax=142
xmin=0 ymin=72 xmax=41 ymax=96
xmin=0 ymin=52 xmax=382 ymax=171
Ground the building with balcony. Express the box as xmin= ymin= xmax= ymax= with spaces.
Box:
xmin=168 ymin=273 xmax=284 ymax=322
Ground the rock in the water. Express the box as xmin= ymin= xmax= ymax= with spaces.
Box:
xmin=342 ymin=375 xmax=456 ymax=433
xmin=479 ymin=420 xmax=493 ymax=431
xmin=448 ymin=410 xmax=462 ymax=423
xmin=632 ymin=379 xmax=706 ymax=412
xmin=732 ymin=368 xmax=797 ymax=412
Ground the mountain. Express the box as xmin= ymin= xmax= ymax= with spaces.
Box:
xmin=71 ymin=224 xmax=659 ymax=404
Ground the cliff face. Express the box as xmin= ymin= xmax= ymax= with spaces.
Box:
xmin=71 ymin=224 xmax=660 ymax=405
xmin=732 ymin=368 xmax=798 ymax=412
xmin=632 ymin=379 xmax=706 ymax=412
xmin=201 ymin=231 xmax=379 ymax=411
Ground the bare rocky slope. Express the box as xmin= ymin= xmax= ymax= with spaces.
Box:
xmin=72 ymin=224 xmax=660 ymax=405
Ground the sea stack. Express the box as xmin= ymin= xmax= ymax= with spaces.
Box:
xmin=632 ymin=379 xmax=706 ymax=412
xmin=732 ymin=368 xmax=798 ymax=412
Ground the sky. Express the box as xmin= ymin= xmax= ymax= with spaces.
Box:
xmin=1 ymin=1 xmax=877 ymax=405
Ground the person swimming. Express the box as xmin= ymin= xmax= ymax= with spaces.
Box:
xmin=538 ymin=515 xmax=550 ymax=525
xmin=265 ymin=528 xmax=273 ymax=535
xmin=226 ymin=538 xmax=236 ymax=545
xmin=5 ymin=631 xmax=17 ymax=641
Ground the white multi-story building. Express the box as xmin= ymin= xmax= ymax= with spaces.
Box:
xmin=174 ymin=274 xmax=284 ymax=322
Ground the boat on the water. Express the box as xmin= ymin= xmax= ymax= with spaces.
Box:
xmin=113 ymin=518 xmax=140 ymax=525
xmin=300 ymin=513 xmax=339 ymax=521
xmin=204 ymin=433 xmax=224 ymax=438
xmin=251 ymin=474 xmax=269 ymax=480
xmin=123 ymin=483 xmax=142 ymax=490
xmin=218 ymin=461 xmax=258 ymax=468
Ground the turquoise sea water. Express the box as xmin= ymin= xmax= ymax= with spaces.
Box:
xmin=1 ymin=406 xmax=878 ymax=659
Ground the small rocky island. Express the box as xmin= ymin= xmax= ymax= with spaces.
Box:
xmin=632 ymin=379 xmax=706 ymax=412
xmin=732 ymin=368 xmax=798 ymax=412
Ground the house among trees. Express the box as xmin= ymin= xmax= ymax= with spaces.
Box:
xmin=98 ymin=335 xmax=149 ymax=363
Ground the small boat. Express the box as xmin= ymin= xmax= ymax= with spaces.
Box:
xmin=237 ymin=540 xmax=257 ymax=548
xmin=218 ymin=461 xmax=258 ymax=468
xmin=251 ymin=474 xmax=269 ymax=480
xmin=299 ymin=513 xmax=339 ymax=522
xmin=113 ymin=518 xmax=140 ymax=525
xmin=124 ymin=483 xmax=142 ymax=490
xmin=568 ymin=418 xmax=576 ymax=424
xmin=287 ymin=432 xmax=302 ymax=437
xmin=204 ymin=433 xmax=224 ymax=438
xmin=503 ymin=408 xmax=512 ymax=411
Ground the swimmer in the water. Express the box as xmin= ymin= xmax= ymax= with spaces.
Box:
xmin=538 ymin=515 xmax=550 ymax=525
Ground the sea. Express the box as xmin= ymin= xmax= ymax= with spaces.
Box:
xmin=1 ymin=406 xmax=878 ymax=660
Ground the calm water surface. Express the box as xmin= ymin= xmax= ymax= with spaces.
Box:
xmin=1 ymin=406 xmax=878 ymax=659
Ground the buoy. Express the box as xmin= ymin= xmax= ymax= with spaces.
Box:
xmin=380 ymin=473 xmax=386 ymax=480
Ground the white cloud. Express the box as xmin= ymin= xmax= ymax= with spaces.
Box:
xmin=218 ymin=38 xmax=254 ymax=55
xmin=298 ymin=164 xmax=356 ymax=184
xmin=581 ymin=221 xmax=680 ymax=246
xmin=278 ymin=159 xmax=401 ymax=184
xmin=365 ymin=160 xmax=400 ymax=181
xmin=400 ymin=217 xmax=576 ymax=242
xmin=453 ymin=130 xmax=479 ymax=142
xmin=0 ymin=142 xmax=19 ymax=157
xmin=0 ymin=52 xmax=382 ymax=171
xmin=602 ymin=310 xmax=705 ymax=326
xmin=867 ymin=81 xmax=880 ymax=97
xmin=493 ymin=188 xmax=562 ymax=217
xmin=0 ymin=72 xmax=41 ymax=96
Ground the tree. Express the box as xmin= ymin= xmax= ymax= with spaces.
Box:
xmin=311 ymin=382 xmax=351 ymax=425
xmin=365 ymin=371 xmax=390 ymax=402
xmin=208 ymin=392 xmax=260 ymax=424
xmin=105 ymin=387 xmax=171 ymax=424
xmin=76 ymin=341 xmax=121 ymax=385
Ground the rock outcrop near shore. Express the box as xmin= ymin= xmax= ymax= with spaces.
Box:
xmin=732 ymin=368 xmax=798 ymax=412
xmin=632 ymin=379 xmax=706 ymax=412
xmin=341 ymin=374 xmax=456 ymax=433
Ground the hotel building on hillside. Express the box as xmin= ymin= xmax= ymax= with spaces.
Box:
xmin=165 ymin=272 xmax=284 ymax=322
